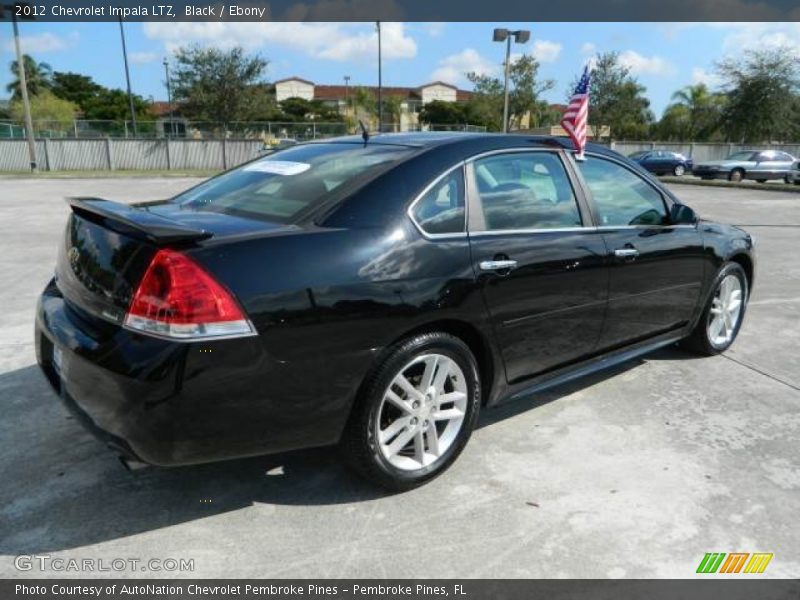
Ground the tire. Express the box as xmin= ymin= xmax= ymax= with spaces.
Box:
xmin=784 ymin=175 xmax=791 ymax=184
xmin=756 ymin=179 xmax=767 ymax=183
xmin=729 ymin=169 xmax=744 ymax=182
xmin=340 ymin=332 xmax=481 ymax=491
xmin=682 ymin=262 xmax=748 ymax=356
xmin=673 ymin=164 xmax=685 ymax=177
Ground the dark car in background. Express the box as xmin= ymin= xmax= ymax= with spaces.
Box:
xmin=35 ymin=133 xmax=755 ymax=490
xmin=628 ymin=150 xmax=693 ymax=176
xmin=693 ymin=149 xmax=797 ymax=182
xmin=786 ymin=160 xmax=800 ymax=185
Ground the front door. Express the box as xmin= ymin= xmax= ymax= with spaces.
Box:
xmin=574 ymin=153 xmax=705 ymax=349
xmin=467 ymin=150 xmax=608 ymax=384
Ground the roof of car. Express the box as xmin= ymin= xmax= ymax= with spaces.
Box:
xmin=310 ymin=132 xmax=616 ymax=155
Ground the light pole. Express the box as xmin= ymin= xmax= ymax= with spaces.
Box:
xmin=492 ymin=27 xmax=530 ymax=133
xmin=344 ymin=75 xmax=350 ymax=117
xmin=118 ymin=16 xmax=137 ymax=137
xmin=163 ymin=58 xmax=174 ymax=138
xmin=376 ymin=21 xmax=382 ymax=133
xmin=9 ymin=6 xmax=37 ymax=171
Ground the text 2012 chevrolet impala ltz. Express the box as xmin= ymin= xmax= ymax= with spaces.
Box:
xmin=35 ymin=133 xmax=755 ymax=490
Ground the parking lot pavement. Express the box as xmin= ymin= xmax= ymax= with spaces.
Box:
xmin=1 ymin=178 xmax=798 ymax=579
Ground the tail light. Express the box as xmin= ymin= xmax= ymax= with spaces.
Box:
xmin=124 ymin=249 xmax=255 ymax=340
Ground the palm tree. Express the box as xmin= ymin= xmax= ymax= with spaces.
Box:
xmin=382 ymin=95 xmax=404 ymax=132
xmin=7 ymin=55 xmax=53 ymax=101
xmin=668 ymin=83 xmax=723 ymax=141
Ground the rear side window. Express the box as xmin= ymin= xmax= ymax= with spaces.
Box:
xmin=174 ymin=143 xmax=413 ymax=223
xmin=472 ymin=152 xmax=582 ymax=231
xmin=411 ymin=167 xmax=466 ymax=235
xmin=577 ymin=156 xmax=668 ymax=226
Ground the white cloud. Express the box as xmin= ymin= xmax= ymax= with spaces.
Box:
xmin=421 ymin=23 xmax=445 ymax=38
xmin=318 ymin=22 xmax=416 ymax=61
xmin=4 ymin=31 xmax=78 ymax=54
xmin=618 ymin=50 xmax=676 ymax=76
xmin=429 ymin=48 xmax=499 ymax=86
xmin=530 ymin=40 xmax=562 ymax=63
xmin=691 ymin=67 xmax=723 ymax=88
xmin=129 ymin=52 xmax=158 ymax=65
xmin=717 ymin=23 xmax=800 ymax=57
xmin=144 ymin=21 xmax=416 ymax=63
xmin=581 ymin=42 xmax=596 ymax=56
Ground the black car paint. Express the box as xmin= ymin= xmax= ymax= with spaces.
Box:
xmin=35 ymin=134 xmax=755 ymax=467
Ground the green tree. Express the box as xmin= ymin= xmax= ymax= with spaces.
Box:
xmin=6 ymin=55 xmax=52 ymax=100
xmin=10 ymin=90 xmax=77 ymax=133
xmin=666 ymin=83 xmax=724 ymax=140
xmin=419 ymin=100 xmax=466 ymax=125
xmin=465 ymin=55 xmax=554 ymax=131
xmin=507 ymin=55 xmax=555 ymax=129
xmin=585 ymin=52 xmax=653 ymax=140
xmin=716 ymin=47 xmax=800 ymax=142
xmin=50 ymin=72 xmax=102 ymax=108
xmin=171 ymin=45 xmax=268 ymax=123
xmin=382 ymin=95 xmax=404 ymax=132
xmin=351 ymin=87 xmax=378 ymax=129
xmin=464 ymin=73 xmax=505 ymax=130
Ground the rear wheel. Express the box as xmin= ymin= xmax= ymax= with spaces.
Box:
xmin=729 ymin=169 xmax=744 ymax=182
xmin=673 ymin=164 xmax=685 ymax=177
xmin=341 ymin=332 xmax=480 ymax=490
xmin=682 ymin=263 xmax=748 ymax=355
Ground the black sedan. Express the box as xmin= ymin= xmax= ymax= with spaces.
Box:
xmin=35 ymin=133 xmax=755 ymax=490
xmin=629 ymin=149 xmax=693 ymax=176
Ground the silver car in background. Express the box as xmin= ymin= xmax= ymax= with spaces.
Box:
xmin=693 ymin=150 xmax=797 ymax=183
xmin=787 ymin=161 xmax=800 ymax=185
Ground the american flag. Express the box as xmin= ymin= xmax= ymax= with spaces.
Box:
xmin=561 ymin=66 xmax=592 ymax=158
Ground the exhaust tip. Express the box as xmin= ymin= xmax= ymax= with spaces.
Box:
xmin=119 ymin=455 xmax=149 ymax=472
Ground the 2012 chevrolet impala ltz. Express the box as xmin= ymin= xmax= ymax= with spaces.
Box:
xmin=35 ymin=133 xmax=755 ymax=490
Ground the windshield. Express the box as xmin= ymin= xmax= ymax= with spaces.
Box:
xmin=726 ymin=151 xmax=757 ymax=161
xmin=173 ymin=143 xmax=413 ymax=223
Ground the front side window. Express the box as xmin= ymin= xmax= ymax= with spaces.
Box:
xmin=472 ymin=152 xmax=582 ymax=231
xmin=577 ymin=156 xmax=668 ymax=226
xmin=411 ymin=167 xmax=465 ymax=235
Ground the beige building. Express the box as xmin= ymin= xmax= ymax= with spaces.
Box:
xmin=273 ymin=77 xmax=472 ymax=131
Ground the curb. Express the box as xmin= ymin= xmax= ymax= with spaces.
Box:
xmin=660 ymin=176 xmax=800 ymax=195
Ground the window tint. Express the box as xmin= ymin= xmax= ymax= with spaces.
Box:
xmin=472 ymin=152 xmax=581 ymax=231
xmin=173 ymin=143 xmax=413 ymax=223
xmin=411 ymin=168 xmax=466 ymax=235
xmin=578 ymin=156 xmax=668 ymax=226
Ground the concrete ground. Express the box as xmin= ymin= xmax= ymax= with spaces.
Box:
xmin=0 ymin=178 xmax=798 ymax=578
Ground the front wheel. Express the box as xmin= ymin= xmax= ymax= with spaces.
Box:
xmin=341 ymin=332 xmax=480 ymax=490
xmin=682 ymin=262 xmax=748 ymax=355
xmin=674 ymin=164 xmax=685 ymax=177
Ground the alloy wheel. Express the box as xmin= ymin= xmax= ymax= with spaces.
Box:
xmin=707 ymin=274 xmax=744 ymax=346
xmin=674 ymin=165 xmax=685 ymax=176
xmin=375 ymin=353 xmax=468 ymax=471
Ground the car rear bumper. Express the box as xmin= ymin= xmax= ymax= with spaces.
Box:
xmin=35 ymin=279 xmax=361 ymax=466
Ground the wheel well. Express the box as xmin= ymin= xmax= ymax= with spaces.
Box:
xmin=395 ymin=319 xmax=496 ymax=405
xmin=729 ymin=253 xmax=753 ymax=291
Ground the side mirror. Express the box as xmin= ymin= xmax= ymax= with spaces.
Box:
xmin=670 ymin=203 xmax=697 ymax=225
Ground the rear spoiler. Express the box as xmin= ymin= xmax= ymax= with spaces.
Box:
xmin=66 ymin=197 xmax=212 ymax=245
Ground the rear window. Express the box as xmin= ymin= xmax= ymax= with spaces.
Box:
xmin=173 ymin=143 xmax=413 ymax=223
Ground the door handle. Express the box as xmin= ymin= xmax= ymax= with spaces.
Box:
xmin=613 ymin=247 xmax=639 ymax=258
xmin=479 ymin=259 xmax=518 ymax=271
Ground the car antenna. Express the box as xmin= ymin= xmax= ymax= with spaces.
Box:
xmin=358 ymin=120 xmax=370 ymax=145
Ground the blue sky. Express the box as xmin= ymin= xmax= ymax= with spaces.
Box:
xmin=2 ymin=22 xmax=799 ymax=116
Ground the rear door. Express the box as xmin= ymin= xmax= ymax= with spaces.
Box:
xmin=573 ymin=153 xmax=705 ymax=349
xmin=466 ymin=149 xmax=608 ymax=383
